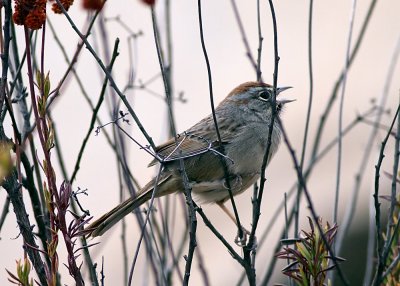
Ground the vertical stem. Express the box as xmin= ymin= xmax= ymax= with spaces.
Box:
xmin=310 ymin=0 xmax=377 ymax=163
xmin=334 ymin=0 xmax=357 ymax=223
xmin=0 ymin=0 xmax=11 ymax=111
xmin=294 ymin=0 xmax=314 ymax=237
xmin=197 ymin=0 xmax=243 ymax=240
xmin=256 ymin=0 xmax=263 ymax=82
xmin=230 ymin=0 xmax=258 ymax=73
xmin=244 ymin=1 xmax=280 ymax=285
xmin=151 ymin=8 xmax=197 ymax=285
xmin=372 ymin=104 xmax=400 ymax=285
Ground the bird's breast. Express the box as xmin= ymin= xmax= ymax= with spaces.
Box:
xmin=225 ymin=123 xmax=281 ymax=175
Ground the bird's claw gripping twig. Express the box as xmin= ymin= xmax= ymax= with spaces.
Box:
xmin=234 ymin=226 xmax=251 ymax=247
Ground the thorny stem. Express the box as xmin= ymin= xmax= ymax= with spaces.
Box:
xmin=379 ymin=59 xmax=400 ymax=280
xmin=372 ymin=104 xmax=400 ymax=286
xmin=344 ymin=34 xmax=400 ymax=285
xmin=25 ymin=23 xmax=85 ymax=285
xmin=25 ymin=25 xmax=61 ymax=284
xmin=2 ymin=170 xmax=48 ymax=285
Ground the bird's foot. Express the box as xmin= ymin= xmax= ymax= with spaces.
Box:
xmin=234 ymin=226 xmax=251 ymax=247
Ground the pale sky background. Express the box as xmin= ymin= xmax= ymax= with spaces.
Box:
xmin=1 ymin=0 xmax=400 ymax=285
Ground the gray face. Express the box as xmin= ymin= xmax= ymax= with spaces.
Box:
xmin=247 ymin=85 xmax=293 ymax=116
xmin=250 ymin=85 xmax=292 ymax=107
xmin=224 ymin=86 xmax=283 ymax=124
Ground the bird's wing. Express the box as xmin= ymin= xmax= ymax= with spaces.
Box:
xmin=149 ymin=131 xmax=219 ymax=166
xmin=148 ymin=115 xmax=240 ymax=183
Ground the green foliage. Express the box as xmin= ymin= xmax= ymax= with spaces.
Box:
xmin=6 ymin=258 xmax=34 ymax=286
xmin=276 ymin=218 xmax=344 ymax=286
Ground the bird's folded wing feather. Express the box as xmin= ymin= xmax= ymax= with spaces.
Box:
xmin=149 ymin=115 xmax=238 ymax=166
xmin=149 ymin=133 xmax=218 ymax=166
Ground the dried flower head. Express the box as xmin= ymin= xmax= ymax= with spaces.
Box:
xmin=24 ymin=8 xmax=46 ymax=30
xmin=140 ymin=0 xmax=155 ymax=6
xmin=13 ymin=0 xmax=46 ymax=30
xmin=82 ymin=0 xmax=104 ymax=11
xmin=51 ymin=0 xmax=74 ymax=14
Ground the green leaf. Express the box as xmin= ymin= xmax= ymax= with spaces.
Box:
xmin=44 ymin=72 xmax=50 ymax=98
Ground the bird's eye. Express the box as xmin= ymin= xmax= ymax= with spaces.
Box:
xmin=258 ymin=90 xmax=271 ymax=101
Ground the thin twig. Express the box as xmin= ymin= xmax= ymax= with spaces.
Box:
xmin=2 ymin=170 xmax=48 ymax=285
xmin=230 ymin=0 xmax=258 ymax=74
xmin=294 ymin=0 xmax=314 ymax=237
xmin=196 ymin=242 xmax=211 ymax=286
xmin=240 ymin=108 xmax=375 ymax=285
xmin=260 ymin=198 xmax=296 ymax=286
xmin=47 ymin=10 xmax=101 ymax=109
xmin=53 ymin=0 xmax=157 ymax=151
xmin=150 ymin=7 xmax=198 ymax=285
xmin=117 ymin=163 xmax=129 ymax=286
xmin=20 ymin=152 xmax=49 ymax=251
xmin=378 ymin=99 xmax=400 ymax=282
xmin=256 ymin=107 xmax=376 ymax=285
xmin=284 ymin=193 xmax=292 ymax=286
xmin=381 ymin=253 xmax=400 ymax=282
xmin=195 ymin=205 xmax=244 ymax=266
xmin=0 ymin=196 xmax=10 ymax=234
xmin=98 ymin=12 xmax=163 ymax=283
xmin=278 ymin=116 xmax=349 ymax=286
xmin=371 ymin=103 xmax=400 ymax=285
xmin=197 ymin=0 xmax=243 ymax=242
xmin=128 ymin=165 xmax=164 ymax=285
xmin=244 ymin=1 xmax=280 ymax=285
xmin=310 ymin=0 xmax=378 ymax=162
xmin=256 ymin=0 xmax=263 ymax=82
xmin=0 ymin=0 xmax=11 ymax=112
xmin=146 ymin=213 xmax=169 ymax=284
xmin=381 ymin=64 xmax=400 ymax=275
xmin=70 ymin=39 xmax=120 ymax=183
xmin=338 ymin=34 xmax=400 ymax=284
xmin=46 ymin=17 xmax=115 ymax=151
xmin=334 ymin=0 xmax=357 ymax=224
xmin=156 ymin=197 xmax=185 ymax=283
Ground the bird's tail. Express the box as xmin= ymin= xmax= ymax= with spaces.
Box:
xmin=86 ymin=191 xmax=151 ymax=237
xmin=86 ymin=173 xmax=175 ymax=237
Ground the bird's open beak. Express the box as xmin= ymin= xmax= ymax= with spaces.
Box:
xmin=276 ymin=86 xmax=292 ymax=94
xmin=276 ymin=86 xmax=295 ymax=104
xmin=278 ymin=98 xmax=296 ymax=104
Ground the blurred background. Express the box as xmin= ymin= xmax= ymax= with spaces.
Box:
xmin=1 ymin=0 xmax=400 ymax=285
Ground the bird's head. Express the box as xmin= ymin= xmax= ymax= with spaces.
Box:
xmin=221 ymin=81 xmax=294 ymax=118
